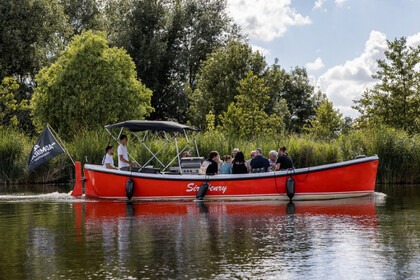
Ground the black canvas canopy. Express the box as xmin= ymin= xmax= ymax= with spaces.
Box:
xmin=104 ymin=120 xmax=200 ymax=132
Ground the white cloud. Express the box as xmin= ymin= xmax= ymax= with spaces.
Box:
xmin=317 ymin=31 xmax=388 ymax=117
xmin=317 ymin=31 xmax=420 ymax=117
xmin=227 ymin=0 xmax=311 ymax=41
xmin=306 ymin=57 xmax=325 ymax=71
xmin=313 ymin=0 xmax=327 ymax=10
xmin=334 ymin=0 xmax=348 ymax=7
xmin=251 ymin=44 xmax=270 ymax=56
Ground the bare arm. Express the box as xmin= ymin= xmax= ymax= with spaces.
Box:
xmin=275 ymin=163 xmax=281 ymax=171
xmin=119 ymin=154 xmax=130 ymax=164
xmin=105 ymin=163 xmax=117 ymax=170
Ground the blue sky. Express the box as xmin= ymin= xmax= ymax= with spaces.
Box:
xmin=227 ymin=0 xmax=420 ymax=117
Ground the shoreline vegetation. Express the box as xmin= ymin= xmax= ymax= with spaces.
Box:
xmin=2 ymin=126 xmax=420 ymax=186
xmin=1 ymin=1 xmax=419 ymax=187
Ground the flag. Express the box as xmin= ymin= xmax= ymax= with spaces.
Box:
xmin=28 ymin=126 xmax=65 ymax=172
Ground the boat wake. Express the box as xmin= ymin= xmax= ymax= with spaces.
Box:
xmin=0 ymin=191 xmax=81 ymax=203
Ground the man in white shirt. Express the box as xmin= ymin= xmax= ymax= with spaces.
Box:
xmin=118 ymin=134 xmax=132 ymax=170
xmin=103 ymin=145 xmax=117 ymax=169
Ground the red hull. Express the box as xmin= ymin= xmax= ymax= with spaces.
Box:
xmin=73 ymin=199 xmax=378 ymax=230
xmin=80 ymin=156 xmax=379 ymax=201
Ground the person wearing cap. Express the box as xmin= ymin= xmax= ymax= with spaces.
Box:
xmin=103 ymin=145 xmax=118 ymax=169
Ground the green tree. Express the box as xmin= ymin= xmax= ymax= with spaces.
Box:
xmin=31 ymin=31 xmax=153 ymax=139
xmin=0 ymin=77 xmax=29 ymax=128
xmin=60 ymin=0 xmax=105 ymax=34
xmin=0 ymin=0 xmax=71 ymax=79
xmin=306 ymin=99 xmax=343 ymax=140
xmin=282 ymin=67 xmax=319 ymax=133
xmin=111 ymin=0 xmax=238 ymax=121
xmin=188 ymin=41 xmax=266 ymax=128
xmin=354 ymin=37 xmax=420 ymax=133
xmin=219 ymin=71 xmax=286 ymax=138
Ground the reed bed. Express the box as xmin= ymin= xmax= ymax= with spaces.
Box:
xmin=2 ymin=126 xmax=420 ymax=184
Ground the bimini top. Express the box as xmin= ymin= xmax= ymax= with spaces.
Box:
xmin=105 ymin=120 xmax=200 ymax=132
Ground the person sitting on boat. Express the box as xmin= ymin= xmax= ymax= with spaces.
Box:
xmin=102 ymin=145 xmax=118 ymax=170
xmin=268 ymin=150 xmax=278 ymax=171
xmin=275 ymin=146 xmax=294 ymax=171
xmin=118 ymin=134 xmax=134 ymax=170
xmin=232 ymin=151 xmax=249 ymax=174
xmin=247 ymin=150 xmax=256 ymax=172
xmin=220 ymin=155 xmax=233 ymax=174
xmin=206 ymin=151 xmax=220 ymax=175
xmin=232 ymin=148 xmax=240 ymax=158
xmin=182 ymin=150 xmax=190 ymax=158
xmin=250 ymin=148 xmax=270 ymax=173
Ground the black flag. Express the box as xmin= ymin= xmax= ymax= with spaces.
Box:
xmin=28 ymin=126 xmax=65 ymax=172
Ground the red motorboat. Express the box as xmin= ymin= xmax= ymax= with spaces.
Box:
xmin=72 ymin=120 xmax=379 ymax=201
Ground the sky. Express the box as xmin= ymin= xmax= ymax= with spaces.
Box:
xmin=226 ymin=0 xmax=420 ymax=117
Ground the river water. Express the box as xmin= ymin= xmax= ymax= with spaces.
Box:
xmin=0 ymin=185 xmax=418 ymax=280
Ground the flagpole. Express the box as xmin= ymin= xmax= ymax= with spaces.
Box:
xmin=47 ymin=124 xmax=76 ymax=166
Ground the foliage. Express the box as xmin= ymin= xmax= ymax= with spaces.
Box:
xmin=31 ymin=31 xmax=153 ymax=139
xmin=68 ymin=129 xmax=110 ymax=164
xmin=60 ymin=0 xmax=105 ymax=35
xmin=219 ymin=71 xmax=286 ymax=138
xmin=0 ymin=129 xmax=31 ymax=184
xmin=0 ymin=77 xmax=29 ymax=128
xmin=188 ymin=41 xmax=266 ymax=127
xmin=354 ymin=37 xmax=420 ymax=133
xmin=306 ymin=99 xmax=344 ymax=140
xmin=0 ymin=0 xmax=72 ymax=80
xmin=112 ymin=0 xmax=239 ymax=121
xmin=282 ymin=67 xmax=320 ymax=133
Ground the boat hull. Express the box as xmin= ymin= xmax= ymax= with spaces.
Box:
xmin=82 ymin=156 xmax=379 ymax=201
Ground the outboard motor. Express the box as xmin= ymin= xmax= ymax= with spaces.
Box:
xmin=196 ymin=182 xmax=209 ymax=200
xmin=286 ymin=177 xmax=295 ymax=200
xmin=126 ymin=178 xmax=135 ymax=200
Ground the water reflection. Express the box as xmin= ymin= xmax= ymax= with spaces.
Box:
xmin=0 ymin=189 xmax=418 ymax=279
xmin=71 ymin=198 xmax=380 ymax=279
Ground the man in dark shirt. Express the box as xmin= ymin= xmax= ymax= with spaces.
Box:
xmin=206 ymin=151 xmax=220 ymax=175
xmin=276 ymin=146 xmax=294 ymax=171
xmin=250 ymin=148 xmax=270 ymax=172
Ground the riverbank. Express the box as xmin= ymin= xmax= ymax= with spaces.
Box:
xmin=2 ymin=126 xmax=420 ymax=185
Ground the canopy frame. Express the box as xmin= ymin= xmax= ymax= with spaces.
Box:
xmin=104 ymin=120 xmax=201 ymax=173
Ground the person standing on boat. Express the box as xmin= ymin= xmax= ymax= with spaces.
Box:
xmin=275 ymin=146 xmax=293 ymax=171
xmin=118 ymin=134 xmax=132 ymax=170
xmin=102 ymin=145 xmax=118 ymax=169
xmin=206 ymin=151 xmax=220 ymax=175
xmin=250 ymin=148 xmax=270 ymax=172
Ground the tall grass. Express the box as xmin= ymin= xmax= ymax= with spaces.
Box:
xmin=0 ymin=129 xmax=30 ymax=184
xmin=1 ymin=126 xmax=420 ymax=184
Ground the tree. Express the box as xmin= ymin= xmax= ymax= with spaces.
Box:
xmin=282 ymin=67 xmax=319 ymax=133
xmin=111 ymin=0 xmax=239 ymax=121
xmin=60 ymin=0 xmax=105 ymax=35
xmin=0 ymin=0 xmax=71 ymax=80
xmin=188 ymin=41 xmax=266 ymax=128
xmin=0 ymin=77 xmax=29 ymax=128
xmin=353 ymin=37 xmax=420 ymax=133
xmin=219 ymin=71 xmax=287 ymax=138
xmin=31 ymin=31 xmax=153 ymax=139
xmin=306 ymin=99 xmax=343 ymax=140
